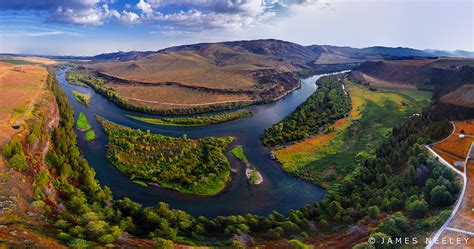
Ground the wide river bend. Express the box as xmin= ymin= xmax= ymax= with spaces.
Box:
xmin=57 ymin=69 xmax=334 ymax=217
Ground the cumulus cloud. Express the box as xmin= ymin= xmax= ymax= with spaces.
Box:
xmin=120 ymin=11 xmax=141 ymax=24
xmin=0 ymin=0 xmax=319 ymax=28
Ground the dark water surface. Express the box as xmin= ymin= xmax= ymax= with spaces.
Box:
xmin=57 ymin=69 xmax=332 ymax=217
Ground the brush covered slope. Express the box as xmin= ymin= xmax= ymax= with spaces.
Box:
xmin=97 ymin=117 xmax=233 ymax=195
xmin=351 ymin=58 xmax=474 ymax=119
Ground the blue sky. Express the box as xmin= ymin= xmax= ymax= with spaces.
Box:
xmin=0 ymin=0 xmax=472 ymax=56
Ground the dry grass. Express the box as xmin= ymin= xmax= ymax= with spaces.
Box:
xmin=112 ymin=83 xmax=253 ymax=109
xmin=0 ymin=62 xmax=47 ymax=147
xmin=440 ymin=84 xmax=474 ymax=108
xmin=0 ymin=56 xmax=57 ymax=65
xmin=454 ymin=120 xmax=474 ymax=135
xmin=431 ymin=147 xmax=464 ymax=171
xmin=444 ymin=160 xmax=474 ymax=234
xmin=361 ymin=73 xmax=417 ymax=89
xmin=432 ymin=135 xmax=474 ymax=159
xmin=89 ymin=47 xmax=300 ymax=90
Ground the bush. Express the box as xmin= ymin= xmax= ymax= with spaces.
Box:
xmin=8 ymin=153 xmax=28 ymax=171
xmin=430 ymin=185 xmax=453 ymax=207
xmin=406 ymin=199 xmax=428 ymax=218
xmin=379 ymin=212 xmax=409 ymax=237
xmin=154 ymin=238 xmax=173 ymax=249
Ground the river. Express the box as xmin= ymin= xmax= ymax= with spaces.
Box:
xmin=57 ymin=69 xmax=334 ymax=217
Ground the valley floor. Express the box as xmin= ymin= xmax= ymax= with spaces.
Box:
xmin=273 ymin=80 xmax=431 ymax=188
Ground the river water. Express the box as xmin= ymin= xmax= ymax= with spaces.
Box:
xmin=57 ymin=69 xmax=332 ymax=217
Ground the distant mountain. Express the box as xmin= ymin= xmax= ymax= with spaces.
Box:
xmin=424 ymin=49 xmax=474 ymax=58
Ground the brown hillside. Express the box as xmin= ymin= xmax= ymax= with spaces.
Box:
xmin=87 ymin=40 xmax=315 ymax=91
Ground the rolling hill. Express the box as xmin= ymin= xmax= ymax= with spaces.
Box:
xmin=77 ymin=39 xmax=473 ymax=114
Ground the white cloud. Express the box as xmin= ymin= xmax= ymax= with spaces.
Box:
xmin=137 ymin=0 xmax=154 ymax=16
xmin=52 ymin=7 xmax=104 ymax=25
xmin=120 ymin=11 xmax=141 ymax=24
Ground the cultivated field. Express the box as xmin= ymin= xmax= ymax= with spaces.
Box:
xmin=274 ymin=81 xmax=431 ymax=187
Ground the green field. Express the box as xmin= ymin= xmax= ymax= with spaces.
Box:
xmin=71 ymin=90 xmax=91 ymax=106
xmin=231 ymin=145 xmax=249 ymax=165
xmin=127 ymin=110 xmax=252 ymax=127
xmin=274 ymin=81 xmax=432 ymax=187
xmin=97 ymin=116 xmax=234 ymax=196
xmin=76 ymin=112 xmax=91 ymax=131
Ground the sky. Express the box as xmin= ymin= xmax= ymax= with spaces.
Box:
xmin=0 ymin=0 xmax=472 ymax=56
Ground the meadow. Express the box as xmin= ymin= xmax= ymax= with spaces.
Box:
xmin=274 ymin=81 xmax=432 ymax=187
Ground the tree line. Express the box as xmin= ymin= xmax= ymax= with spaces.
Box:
xmin=261 ymin=74 xmax=352 ymax=146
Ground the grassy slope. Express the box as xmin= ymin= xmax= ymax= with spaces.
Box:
xmin=126 ymin=110 xmax=251 ymax=127
xmin=274 ymin=81 xmax=431 ymax=187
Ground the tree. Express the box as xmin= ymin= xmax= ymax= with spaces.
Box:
xmin=379 ymin=212 xmax=409 ymax=237
xmin=406 ymin=199 xmax=428 ymax=218
xmin=368 ymin=206 xmax=380 ymax=220
xmin=430 ymin=185 xmax=452 ymax=207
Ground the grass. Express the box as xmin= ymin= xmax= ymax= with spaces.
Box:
xmin=231 ymin=145 xmax=249 ymax=164
xmin=273 ymin=81 xmax=432 ymax=188
xmin=132 ymin=180 xmax=148 ymax=187
xmin=71 ymin=90 xmax=91 ymax=106
xmin=126 ymin=110 xmax=252 ymax=126
xmin=85 ymin=130 xmax=95 ymax=141
xmin=249 ymin=167 xmax=259 ymax=184
xmin=76 ymin=112 xmax=91 ymax=131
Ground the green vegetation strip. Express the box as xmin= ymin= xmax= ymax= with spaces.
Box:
xmin=126 ymin=110 xmax=252 ymax=127
xmin=97 ymin=116 xmax=234 ymax=196
xmin=71 ymin=90 xmax=91 ymax=106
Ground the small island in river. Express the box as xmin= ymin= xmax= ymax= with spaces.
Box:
xmin=97 ymin=116 xmax=234 ymax=195
xmin=231 ymin=145 xmax=263 ymax=185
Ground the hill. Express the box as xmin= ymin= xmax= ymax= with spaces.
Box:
xmin=351 ymin=58 xmax=474 ymax=119
xmin=80 ymin=39 xmax=472 ymax=113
